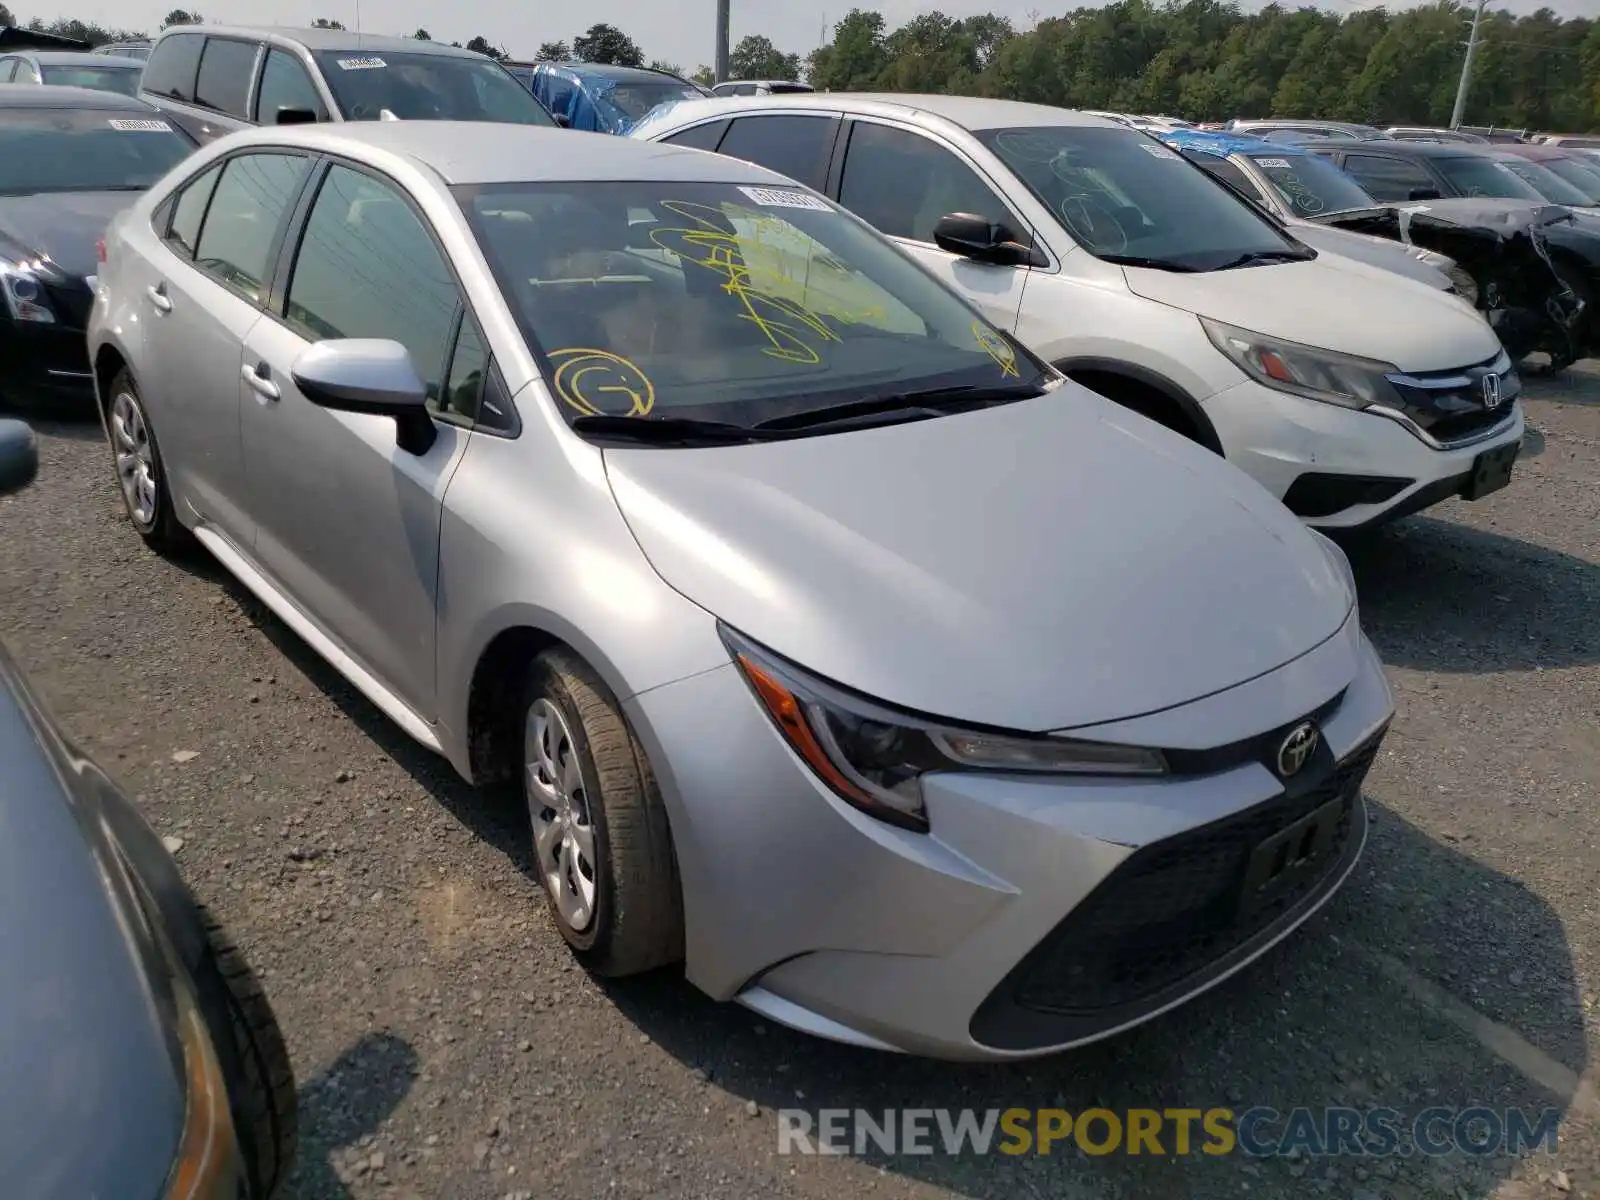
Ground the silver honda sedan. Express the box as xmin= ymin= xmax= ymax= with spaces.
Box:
xmin=88 ymin=122 xmax=1393 ymax=1060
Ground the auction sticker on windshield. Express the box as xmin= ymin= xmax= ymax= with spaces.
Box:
xmin=738 ymin=186 xmax=832 ymax=211
xmin=108 ymin=119 xmax=173 ymax=132
xmin=1256 ymin=158 xmax=1292 ymax=169
xmin=1138 ymin=143 xmax=1179 ymax=160
xmin=337 ymin=56 xmax=387 ymax=70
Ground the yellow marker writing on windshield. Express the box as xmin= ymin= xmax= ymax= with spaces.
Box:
xmin=548 ymin=348 xmax=656 ymax=417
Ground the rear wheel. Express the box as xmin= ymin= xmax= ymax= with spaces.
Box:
xmin=197 ymin=905 xmax=298 ymax=1198
xmin=518 ymin=648 xmax=683 ymax=976
xmin=107 ymin=369 xmax=190 ymax=552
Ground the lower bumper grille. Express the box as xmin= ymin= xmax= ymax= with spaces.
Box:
xmin=970 ymin=731 xmax=1384 ymax=1051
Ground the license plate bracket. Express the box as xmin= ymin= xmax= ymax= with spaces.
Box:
xmin=1239 ymin=797 xmax=1347 ymax=919
xmin=1462 ymin=440 xmax=1520 ymax=501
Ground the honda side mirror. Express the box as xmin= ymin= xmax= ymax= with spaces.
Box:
xmin=0 ymin=419 xmax=38 ymax=496
xmin=291 ymin=339 xmax=436 ymax=455
xmin=932 ymin=213 xmax=1041 ymax=267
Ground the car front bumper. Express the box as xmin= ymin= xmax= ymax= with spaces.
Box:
xmin=1202 ymin=377 xmax=1524 ymax=530
xmin=626 ymin=610 xmax=1393 ymax=1060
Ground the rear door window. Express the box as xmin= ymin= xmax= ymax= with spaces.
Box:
xmin=716 ymin=114 xmax=838 ymax=191
xmin=194 ymin=38 xmax=260 ymax=118
xmin=142 ymin=32 xmax=204 ymax=102
xmin=191 ymin=153 xmax=312 ymax=303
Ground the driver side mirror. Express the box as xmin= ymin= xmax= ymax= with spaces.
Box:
xmin=274 ymin=106 xmax=320 ymax=125
xmin=1409 ymin=187 xmax=1442 ymax=201
xmin=932 ymin=213 xmax=1043 ymax=267
xmin=291 ymin=339 xmax=437 ymax=455
xmin=0 ymin=419 xmax=37 ymax=496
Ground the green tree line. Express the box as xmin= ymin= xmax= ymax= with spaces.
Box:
xmin=807 ymin=1 xmax=1599 ymax=132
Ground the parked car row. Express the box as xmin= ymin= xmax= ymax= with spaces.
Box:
xmin=1 ymin=25 xmax=1578 ymax=1189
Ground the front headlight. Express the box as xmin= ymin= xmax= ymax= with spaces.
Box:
xmin=1202 ymin=316 xmax=1402 ymax=410
xmin=164 ymin=975 xmax=245 ymax=1199
xmin=0 ymin=259 xmax=56 ymax=324
xmin=724 ymin=628 xmax=1167 ymax=833
xmin=1440 ymin=263 xmax=1480 ymax=306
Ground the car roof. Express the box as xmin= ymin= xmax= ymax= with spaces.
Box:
xmin=638 ymin=92 xmax=1126 ymax=133
xmin=540 ymin=61 xmax=688 ymax=84
xmin=20 ymin=51 xmax=143 ymax=66
xmin=155 ymin=24 xmax=489 ymax=59
xmin=1496 ymin=143 xmax=1566 ymax=161
xmin=222 ymin=120 xmax=816 ymax=185
xmin=1160 ymin=128 xmax=1299 ymax=158
xmin=1299 ymin=137 xmax=1480 ymax=159
xmin=0 ymin=84 xmax=157 ymax=110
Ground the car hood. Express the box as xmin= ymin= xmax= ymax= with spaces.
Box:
xmin=0 ymin=190 xmax=134 ymax=277
xmin=0 ymin=645 xmax=184 ymax=1197
xmin=1284 ymin=219 xmax=1451 ymax=289
xmin=603 ymin=386 xmax=1354 ymax=732
xmin=1122 ymin=253 xmax=1500 ymax=372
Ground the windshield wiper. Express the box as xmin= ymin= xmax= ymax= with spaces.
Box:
xmin=1211 ymin=248 xmax=1316 ymax=270
xmin=570 ymin=414 xmax=771 ymax=445
xmin=752 ymin=382 xmax=1047 ymax=433
xmin=1097 ymin=254 xmax=1200 ymax=272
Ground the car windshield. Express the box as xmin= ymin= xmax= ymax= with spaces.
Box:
xmin=1541 ymin=157 xmax=1600 ymax=204
xmin=601 ymin=80 xmax=704 ymax=122
xmin=1496 ymin=157 xmax=1594 ymax=206
xmin=312 ymin=51 xmax=555 ymax=125
xmin=457 ymin=179 xmax=1053 ymax=434
xmin=1433 ymin=154 xmax=1546 ymax=201
xmin=1244 ymin=150 xmax=1377 ymax=217
xmin=0 ymin=110 xmax=193 ymax=195
xmin=978 ymin=125 xmax=1303 ymax=271
xmin=39 ymin=65 xmax=142 ymax=96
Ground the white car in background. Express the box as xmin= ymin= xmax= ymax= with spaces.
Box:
xmin=633 ymin=94 xmax=1525 ymax=530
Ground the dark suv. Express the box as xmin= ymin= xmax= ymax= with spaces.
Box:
xmin=0 ymin=419 xmax=297 ymax=1197
xmin=138 ymin=24 xmax=555 ymax=145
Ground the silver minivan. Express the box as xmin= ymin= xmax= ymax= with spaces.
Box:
xmin=136 ymin=24 xmax=555 ymax=145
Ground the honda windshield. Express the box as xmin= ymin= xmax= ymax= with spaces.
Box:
xmin=1244 ymin=150 xmax=1377 ymax=218
xmin=979 ymin=125 xmax=1308 ymax=272
xmin=456 ymin=179 xmax=1054 ymax=437
xmin=312 ymin=51 xmax=555 ymax=125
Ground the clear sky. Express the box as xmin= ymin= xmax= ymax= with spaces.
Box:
xmin=18 ymin=0 xmax=1595 ymax=74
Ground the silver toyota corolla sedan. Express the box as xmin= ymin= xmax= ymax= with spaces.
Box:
xmin=88 ymin=122 xmax=1394 ymax=1060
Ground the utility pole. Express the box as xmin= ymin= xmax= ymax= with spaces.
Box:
xmin=714 ymin=0 xmax=730 ymax=83
xmin=1449 ymin=0 xmax=1487 ymax=131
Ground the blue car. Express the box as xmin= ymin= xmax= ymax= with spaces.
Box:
xmin=524 ymin=62 xmax=707 ymax=134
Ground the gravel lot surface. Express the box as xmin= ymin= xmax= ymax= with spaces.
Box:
xmin=1 ymin=364 xmax=1596 ymax=1200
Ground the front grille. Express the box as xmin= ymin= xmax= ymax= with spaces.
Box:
xmin=971 ymin=730 xmax=1384 ymax=1050
xmin=1385 ymin=351 xmax=1518 ymax=444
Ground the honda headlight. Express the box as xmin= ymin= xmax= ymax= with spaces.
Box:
xmin=1202 ymin=316 xmax=1402 ymax=410
xmin=1440 ymin=263 xmax=1480 ymax=306
xmin=724 ymin=628 xmax=1166 ymax=833
xmin=0 ymin=258 xmax=56 ymax=324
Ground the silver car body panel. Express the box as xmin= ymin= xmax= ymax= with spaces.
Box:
xmin=90 ymin=122 xmax=1395 ymax=1058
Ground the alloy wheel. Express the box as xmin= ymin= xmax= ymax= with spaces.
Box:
xmin=110 ymin=390 xmax=157 ymax=527
xmin=524 ymin=698 xmax=599 ymax=932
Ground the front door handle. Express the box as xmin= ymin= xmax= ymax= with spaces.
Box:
xmin=146 ymin=284 xmax=172 ymax=313
xmin=242 ymin=362 xmax=280 ymax=401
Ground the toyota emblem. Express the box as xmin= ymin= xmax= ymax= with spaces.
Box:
xmin=1276 ymin=722 xmax=1320 ymax=778
xmin=1481 ymin=372 xmax=1503 ymax=410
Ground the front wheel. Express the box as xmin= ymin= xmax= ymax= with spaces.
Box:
xmin=518 ymin=648 xmax=684 ymax=976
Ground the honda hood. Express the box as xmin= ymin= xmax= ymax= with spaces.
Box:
xmin=0 ymin=190 xmax=133 ymax=278
xmin=603 ymin=386 xmax=1354 ymax=732
xmin=1123 ymin=252 xmax=1500 ymax=372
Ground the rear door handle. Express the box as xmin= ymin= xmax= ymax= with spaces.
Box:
xmin=242 ymin=362 xmax=280 ymax=401
xmin=146 ymin=284 xmax=172 ymax=313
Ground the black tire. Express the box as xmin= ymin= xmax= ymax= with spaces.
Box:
xmin=519 ymin=647 xmax=684 ymax=976
xmin=197 ymin=904 xmax=298 ymax=1198
xmin=105 ymin=367 xmax=191 ymax=552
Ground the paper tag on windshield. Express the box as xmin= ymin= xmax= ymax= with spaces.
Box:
xmin=737 ymin=186 xmax=831 ymax=211
xmin=108 ymin=118 xmax=172 ymax=132
xmin=1138 ymin=143 xmax=1179 ymax=160
xmin=337 ymin=56 xmax=387 ymax=70
xmin=1256 ymin=157 xmax=1292 ymax=169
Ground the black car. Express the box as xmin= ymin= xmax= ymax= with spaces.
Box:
xmin=0 ymin=86 xmax=196 ymax=412
xmin=0 ymin=50 xmax=147 ymax=96
xmin=0 ymin=417 xmax=296 ymax=1197
xmin=1304 ymin=137 xmax=1600 ymax=358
